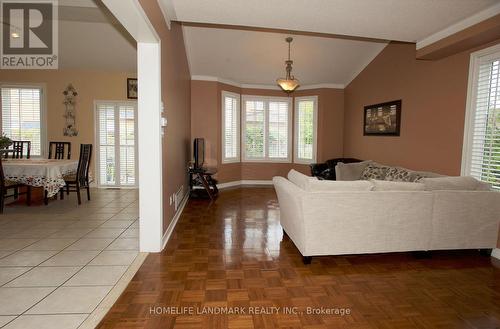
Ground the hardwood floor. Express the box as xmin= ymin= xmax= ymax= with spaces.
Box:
xmin=97 ymin=187 xmax=500 ymax=329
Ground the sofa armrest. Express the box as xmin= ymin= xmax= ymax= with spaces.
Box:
xmin=272 ymin=177 xmax=306 ymax=254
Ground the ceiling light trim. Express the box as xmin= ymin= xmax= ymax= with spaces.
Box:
xmin=416 ymin=2 xmax=500 ymax=50
xmin=191 ymin=75 xmax=344 ymax=90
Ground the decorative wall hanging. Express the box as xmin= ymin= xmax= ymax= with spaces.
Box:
xmin=127 ymin=78 xmax=137 ymax=99
xmin=63 ymin=84 xmax=78 ymax=136
xmin=363 ymin=100 xmax=402 ymax=136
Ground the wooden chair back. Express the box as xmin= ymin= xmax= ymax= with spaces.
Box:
xmin=77 ymin=144 xmax=92 ymax=187
xmin=5 ymin=141 xmax=31 ymax=159
xmin=48 ymin=142 xmax=71 ymax=159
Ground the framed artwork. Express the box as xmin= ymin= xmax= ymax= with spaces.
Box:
xmin=363 ymin=100 xmax=401 ymax=136
xmin=127 ymin=78 xmax=138 ymax=99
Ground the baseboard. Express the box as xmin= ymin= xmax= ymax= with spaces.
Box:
xmin=161 ymin=192 xmax=189 ymax=250
xmin=492 ymin=248 xmax=500 ymax=260
xmin=217 ymin=180 xmax=273 ymax=189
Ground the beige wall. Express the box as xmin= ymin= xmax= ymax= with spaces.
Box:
xmin=191 ymin=81 xmax=345 ymax=183
xmin=139 ymin=1 xmax=191 ymax=232
xmin=0 ymin=69 xmax=136 ymax=176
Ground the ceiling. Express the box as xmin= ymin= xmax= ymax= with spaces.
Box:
xmin=164 ymin=0 xmax=498 ymax=43
xmin=58 ymin=0 xmax=136 ymax=71
xmin=183 ymin=27 xmax=387 ymax=87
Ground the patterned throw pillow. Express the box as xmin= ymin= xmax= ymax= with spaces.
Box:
xmin=384 ymin=167 xmax=418 ymax=182
xmin=360 ymin=164 xmax=389 ymax=180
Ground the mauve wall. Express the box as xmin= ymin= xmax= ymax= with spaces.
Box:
xmin=344 ymin=40 xmax=500 ymax=175
xmin=139 ymin=1 xmax=191 ymax=232
xmin=191 ymin=81 xmax=345 ymax=183
xmin=343 ymin=40 xmax=500 ymax=248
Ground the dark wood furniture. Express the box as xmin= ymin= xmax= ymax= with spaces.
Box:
xmin=48 ymin=142 xmax=71 ymax=159
xmin=4 ymin=141 xmax=31 ymax=159
xmin=189 ymin=166 xmax=218 ymax=200
xmin=62 ymin=144 xmax=92 ymax=205
xmin=0 ymin=157 xmax=31 ymax=213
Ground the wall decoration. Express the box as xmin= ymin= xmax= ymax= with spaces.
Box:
xmin=127 ymin=78 xmax=137 ymax=99
xmin=363 ymin=100 xmax=401 ymax=136
xmin=63 ymin=84 xmax=78 ymax=137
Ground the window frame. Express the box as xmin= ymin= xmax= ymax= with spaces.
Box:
xmin=221 ymin=91 xmax=241 ymax=164
xmin=294 ymin=95 xmax=318 ymax=164
xmin=241 ymin=94 xmax=292 ymax=163
xmin=461 ymin=43 xmax=500 ymax=186
xmin=0 ymin=83 xmax=47 ymax=158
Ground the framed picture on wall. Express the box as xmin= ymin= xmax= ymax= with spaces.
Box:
xmin=363 ymin=100 xmax=401 ymax=136
xmin=127 ymin=78 xmax=138 ymax=99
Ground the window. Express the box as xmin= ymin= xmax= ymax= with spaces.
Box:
xmin=294 ymin=96 xmax=318 ymax=163
xmin=0 ymin=85 xmax=45 ymax=156
xmin=462 ymin=44 xmax=500 ymax=189
xmin=222 ymin=91 xmax=240 ymax=163
xmin=242 ymin=95 xmax=292 ymax=162
xmin=95 ymin=101 xmax=138 ymax=187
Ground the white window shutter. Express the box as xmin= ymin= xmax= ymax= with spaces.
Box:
xmin=464 ymin=46 xmax=500 ymax=189
xmin=242 ymin=95 xmax=291 ymax=162
xmin=1 ymin=87 xmax=43 ymax=156
xmin=243 ymin=98 xmax=266 ymax=160
xmin=268 ymin=100 xmax=290 ymax=159
xmin=222 ymin=92 xmax=240 ymax=163
xmin=294 ymin=96 xmax=318 ymax=164
xmin=96 ymin=101 xmax=138 ymax=187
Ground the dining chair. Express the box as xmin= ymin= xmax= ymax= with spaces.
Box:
xmin=48 ymin=142 xmax=71 ymax=159
xmin=0 ymin=157 xmax=31 ymax=213
xmin=62 ymin=144 xmax=92 ymax=205
xmin=4 ymin=141 xmax=31 ymax=159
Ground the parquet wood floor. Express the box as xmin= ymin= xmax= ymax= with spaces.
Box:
xmin=97 ymin=187 xmax=500 ymax=329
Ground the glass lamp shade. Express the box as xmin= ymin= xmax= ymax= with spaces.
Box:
xmin=276 ymin=78 xmax=300 ymax=92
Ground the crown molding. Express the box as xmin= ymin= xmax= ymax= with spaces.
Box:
xmin=157 ymin=0 xmax=176 ymax=30
xmin=416 ymin=2 xmax=500 ymax=50
xmin=191 ymin=75 xmax=344 ymax=90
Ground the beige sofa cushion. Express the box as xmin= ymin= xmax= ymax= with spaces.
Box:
xmin=287 ymin=169 xmax=314 ymax=190
xmin=371 ymin=180 xmax=426 ymax=191
xmin=335 ymin=160 xmax=373 ymax=181
xmin=307 ymin=179 xmax=373 ymax=191
xmin=420 ymin=176 xmax=487 ymax=191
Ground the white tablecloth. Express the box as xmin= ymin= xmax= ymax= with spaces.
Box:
xmin=3 ymin=159 xmax=78 ymax=197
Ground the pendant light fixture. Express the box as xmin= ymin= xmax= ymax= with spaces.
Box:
xmin=276 ymin=37 xmax=300 ymax=93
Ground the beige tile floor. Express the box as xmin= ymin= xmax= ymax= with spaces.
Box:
xmin=0 ymin=188 xmax=139 ymax=329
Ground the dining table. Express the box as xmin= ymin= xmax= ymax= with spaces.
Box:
xmin=2 ymin=159 xmax=78 ymax=198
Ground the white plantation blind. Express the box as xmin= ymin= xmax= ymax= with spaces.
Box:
xmin=242 ymin=96 xmax=291 ymax=162
xmin=1 ymin=86 xmax=43 ymax=156
xmin=96 ymin=101 xmax=137 ymax=187
xmin=268 ymin=101 xmax=289 ymax=159
xmin=294 ymin=96 xmax=318 ymax=163
xmin=119 ymin=104 xmax=136 ymax=186
xmin=222 ymin=91 xmax=240 ymax=163
xmin=463 ymin=46 xmax=500 ymax=189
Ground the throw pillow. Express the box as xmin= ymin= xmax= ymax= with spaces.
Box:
xmin=335 ymin=160 xmax=373 ymax=181
xmin=360 ymin=164 xmax=389 ymax=180
xmin=370 ymin=180 xmax=426 ymax=191
xmin=385 ymin=167 xmax=423 ymax=182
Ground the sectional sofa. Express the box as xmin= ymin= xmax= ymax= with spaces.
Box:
xmin=273 ymin=162 xmax=500 ymax=264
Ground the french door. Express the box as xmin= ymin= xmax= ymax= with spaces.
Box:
xmin=95 ymin=101 xmax=138 ymax=187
